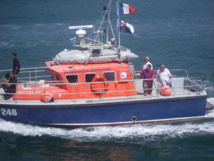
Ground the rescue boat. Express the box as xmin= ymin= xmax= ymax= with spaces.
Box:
xmin=0 ymin=0 xmax=212 ymax=127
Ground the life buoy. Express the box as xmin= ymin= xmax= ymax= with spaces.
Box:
xmin=41 ymin=91 xmax=54 ymax=103
xmin=90 ymin=76 xmax=109 ymax=94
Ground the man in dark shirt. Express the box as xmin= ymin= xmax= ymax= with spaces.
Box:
xmin=12 ymin=53 xmax=20 ymax=74
xmin=0 ymin=72 xmax=18 ymax=100
xmin=6 ymin=53 xmax=20 ymax=79
xmin=134 ymin=64 xmax=155 ymax=96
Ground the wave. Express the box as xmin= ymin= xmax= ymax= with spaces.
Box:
xmin=205 ymin=81 xmax=214 ymax=98
xmin=0 ymin=23 xmax=71 ymax=48
xmin=207 ymin=97 xmax=214 ymax=105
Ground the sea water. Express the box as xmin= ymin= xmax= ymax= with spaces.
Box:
xmin=0 ymin=0 xmax=214 ymax=160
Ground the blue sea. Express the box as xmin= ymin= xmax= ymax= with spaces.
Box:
xmin=0 ymin=0 xmax=214 ymax=160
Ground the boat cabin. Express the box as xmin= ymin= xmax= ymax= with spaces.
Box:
xmin=13 ymin=61 xmax=137 ymax=101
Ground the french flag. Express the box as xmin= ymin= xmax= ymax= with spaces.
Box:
xmin=117 ymin=3 xmax=136 ymax=15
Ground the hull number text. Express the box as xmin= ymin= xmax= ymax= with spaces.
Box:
xmin=1 ymin=109 xmax=17 ymax=116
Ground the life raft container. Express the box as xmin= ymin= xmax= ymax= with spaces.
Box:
xmin=90 ymin=76 xmax=109 ymax=94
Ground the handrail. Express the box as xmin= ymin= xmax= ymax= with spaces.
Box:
xmin=0 ymin=66 xmax=204 ymax=104
xmin=0 ymin=66 xmax=47 ymax=72
xmin=0 ymin=66 xmax=189 ymax=83
xmin=134 ymin=68 xmax=189 ymax=78
xmin=170 ymin=69 xmax=189 ymax=79
xmin=0 ymin=77 xmax=205 ymax=103
xmin=0 ymin=66 xmax=49 ymax=82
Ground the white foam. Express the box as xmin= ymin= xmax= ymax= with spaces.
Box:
xmin=206 ymin=97 xmax=214 ymax=118
xmin=0 ymin=117 xmax=214 ymax=143
xmin=207 ymin=97 xmax=214 ymax=105
xmin=205 ymin=85 xmax=214 ymax=92
xmin=0 ymin=82 xmax=214 ymax=142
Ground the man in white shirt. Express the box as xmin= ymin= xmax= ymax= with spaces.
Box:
xmin=142 ymin=56 xmax=153 ymax=69
xmin=156 ymin=64 xmax=172 ymax=94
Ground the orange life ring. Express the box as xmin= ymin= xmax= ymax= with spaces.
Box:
xmin=90 ymin=76 xmax=109 ymax=94
xmin=41 ymin=91 xmax=54 ymax=103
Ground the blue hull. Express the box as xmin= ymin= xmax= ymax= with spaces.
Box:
xmin=0 ymin=96 xmax=206 ymax=127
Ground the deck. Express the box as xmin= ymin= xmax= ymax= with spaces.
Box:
xmin=0 ymin=77 xmax=207 ymax=106
xmin=0 ymin=66 xmax=207 ymax=106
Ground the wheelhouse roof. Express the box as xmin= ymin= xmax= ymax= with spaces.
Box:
xmin=45 ymin=61 xmax=129 ymax=73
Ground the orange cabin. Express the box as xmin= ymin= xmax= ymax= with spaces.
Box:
xmin=13 ymin=61 xmax=137 ymax=101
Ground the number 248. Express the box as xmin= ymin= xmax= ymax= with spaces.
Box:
xmin=1 ymin=109 xmax=17 ymax=116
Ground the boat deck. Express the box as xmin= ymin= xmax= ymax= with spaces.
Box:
xmin=0 ymin=78 xmax=207 ymax=105
xmin=0 ymin=66 xmax=207 ymax=106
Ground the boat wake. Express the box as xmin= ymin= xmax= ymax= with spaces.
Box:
xmin=0 ymin=100 xmax=214 ymax=143
xmin=207 ymin=97 xmax=214 ymax=105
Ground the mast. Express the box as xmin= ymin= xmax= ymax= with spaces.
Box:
xmin=105 ymin=0 xmax=111 ymax=43
xmin=117 ymin=0 xmax=121 ymax=50
xmin=105 ymin=0 xmax=117 ymax=46
xmin=93 ymin=0 xmax=116 ymax=46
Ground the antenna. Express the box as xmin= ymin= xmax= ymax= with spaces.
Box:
xmin=68 ymin=25 xmax=93 ymax=46
xmin=68 ymin=25 xmax=93 ymax=30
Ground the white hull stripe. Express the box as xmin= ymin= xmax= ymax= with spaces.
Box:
xmin=46 ymin=116 xmax=205 ymax=127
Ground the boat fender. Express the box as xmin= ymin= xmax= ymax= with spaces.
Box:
xmin=161 ymin=85 xmax=172 ymax=96
xmin=90 ymin=76 xmax=109 ymax=94
xmin=41 ymin=91 xmax=54 ymax=103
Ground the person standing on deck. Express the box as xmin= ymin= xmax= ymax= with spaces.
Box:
xmin=142 ymin=56 xmax=153 ymax=70
xmin=156 ymin=64 xmax=172 ymax=94
xmin=6 ymin=53 xmax=20 ymax=79
xmin=135 ymin=64 xmax=155 ymax=96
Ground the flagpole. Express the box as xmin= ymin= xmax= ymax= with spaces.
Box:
xmin=107 ymin=0 xmax=117 ymax=47
xmin=106 ymin=0 xmax=111 ymax=44
xmin=117 ymin=0 xmax=121 ymax=52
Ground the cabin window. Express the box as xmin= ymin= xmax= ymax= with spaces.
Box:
xmin=85 ymin=73 xmax=96 ymax=82
xmin=103 ymin=72 xmax=115 ymax=81
xmin=66 ymin=75 xmax=78 ymax=83
xmin=52 ymin=73 xmax=62 ymax=82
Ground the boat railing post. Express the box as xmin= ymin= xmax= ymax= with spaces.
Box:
xmin=70 ymin=83 xmax=76 ymax=103
xmin=188 ymin=84 xmax=191 ymax=95
xmin=74 ymin=83 xmax=76 ymax=102
xmin=14 ymin=82 xmax=18 ymax=103
xmin=35 ymin=68 xmax=38 ymax=81
xmin=100 ymin=82 xmax=107 ymax=101
xmin=129 ymin=80 xmax=132 ymax=99
xmin=29 ymin=71 xmax=31 ymax=81
xmin=172 ymin=87 xmax=175 ymax=96
xmin=44 ymin=81 xmax=47 ymax=98
xmin=153 ymin=80 xmax=159 ymax=97
xmin=99 ymin=89 xmax=104 ymax=101
xmin=185 ymin=69 xmax=189 ymax=79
